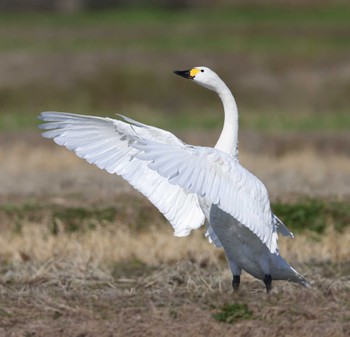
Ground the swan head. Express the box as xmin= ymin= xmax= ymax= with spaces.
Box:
xmin=174 ymin=66 xmax=223 ymax=92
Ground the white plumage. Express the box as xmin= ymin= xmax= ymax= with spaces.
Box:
xmin=39 ymin=66 xmax=310 ymax=291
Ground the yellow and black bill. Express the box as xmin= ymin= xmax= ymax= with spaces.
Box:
xmin=174 ymin=68 xmax=200 ymax=79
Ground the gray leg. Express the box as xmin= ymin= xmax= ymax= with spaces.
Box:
xmin=263 ymin=274 xmax=272 ymax=293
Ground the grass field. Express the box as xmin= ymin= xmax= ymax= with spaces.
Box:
xmin=1 ymin=130 xmax=349 ymax=336
xmin=0 ymin=4 xmax=349 ymax=336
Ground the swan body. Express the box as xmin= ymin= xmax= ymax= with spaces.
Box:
xmin=39 ymin=66 xmax=310 ymax=291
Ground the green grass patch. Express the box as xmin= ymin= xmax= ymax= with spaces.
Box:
xmin=52 ymin=207 xmax=116 ymax=233
xmin=4 ymin=108 xmax=350 ymax=133
xmin=1 ymin=199 xmax=348 ymax=237
xmin=240 ymin=109 xmax=350 ymax=132
xmin=0 ymin=7 xmax=349 ymax=54
xmin=3 ymin=105 xmax=350 ymax=133
xmin=0 ymin=202 xmax=116 ymax=234
xmin=1 ymin=6 xmax=350 ymax=27
xmin=0 ymin=197 xmax=167 ymax=235
xmin=272 ymin=199 xmax=350 ymax=234
xmin=1 ymin=202 xmax=47 ymax=229
xmin=213 ymin=303 xmax=253 ymax=324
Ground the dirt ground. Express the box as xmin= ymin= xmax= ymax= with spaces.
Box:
xmin=0 ymin=131 xmax=349 ymax=336
xmin=0 ymin=261 xmax=349 ymax=337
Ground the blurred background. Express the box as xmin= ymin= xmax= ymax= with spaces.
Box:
xmin=0 ymin=0 xmax=349 ymax=133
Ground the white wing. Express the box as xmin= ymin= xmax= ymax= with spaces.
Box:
xmin=39 ymin=112 xmax=205 ymax=237
xmin=133 ymin=138 xmax=280 ymax=253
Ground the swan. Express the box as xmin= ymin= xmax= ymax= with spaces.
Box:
xmin=38 ymin=66 xmax=310 ymax=292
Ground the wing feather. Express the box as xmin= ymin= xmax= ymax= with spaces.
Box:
xmin=39 ymin=111 xmax=205 ymax=236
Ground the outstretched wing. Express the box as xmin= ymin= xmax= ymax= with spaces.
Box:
xmin=39 ymin=112 xmax=205 ymax=237
xmin=133 ymin=139 xmax=280 ymax=253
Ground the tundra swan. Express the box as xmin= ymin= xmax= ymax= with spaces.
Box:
xmin=39 ymin=66 xmax=310 ymax=292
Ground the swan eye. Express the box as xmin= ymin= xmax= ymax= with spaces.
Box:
xmin=201 ymin=69 xmax=204 ymax=72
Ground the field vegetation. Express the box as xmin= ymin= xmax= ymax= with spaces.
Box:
xmin=0 ymin=3 xmax=349 ymax=336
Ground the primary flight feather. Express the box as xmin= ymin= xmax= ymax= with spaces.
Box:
xmin=39 ymin=66 xmax=310 ymax=292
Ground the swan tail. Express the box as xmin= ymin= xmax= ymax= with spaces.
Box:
xmin=289 ymin=266 xmax=312 ymax=288
xmin=271 ymin=255 xmax=311 ymax=288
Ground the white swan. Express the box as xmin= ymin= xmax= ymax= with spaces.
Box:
xmin=39 ymin=66 xmax=310 ymax=292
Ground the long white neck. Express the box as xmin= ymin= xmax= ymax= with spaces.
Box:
xmin=214 ymin=80 xmax=239 ymax=157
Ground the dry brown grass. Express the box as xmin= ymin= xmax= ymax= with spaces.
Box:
xmin=0 ymin=199 xmax=349 ymax=336
xmin=0 ymin=217 xmax=349 ymax=268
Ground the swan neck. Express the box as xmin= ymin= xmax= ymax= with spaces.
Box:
xmin=215 ymin=82 xmax=239 ymax=157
